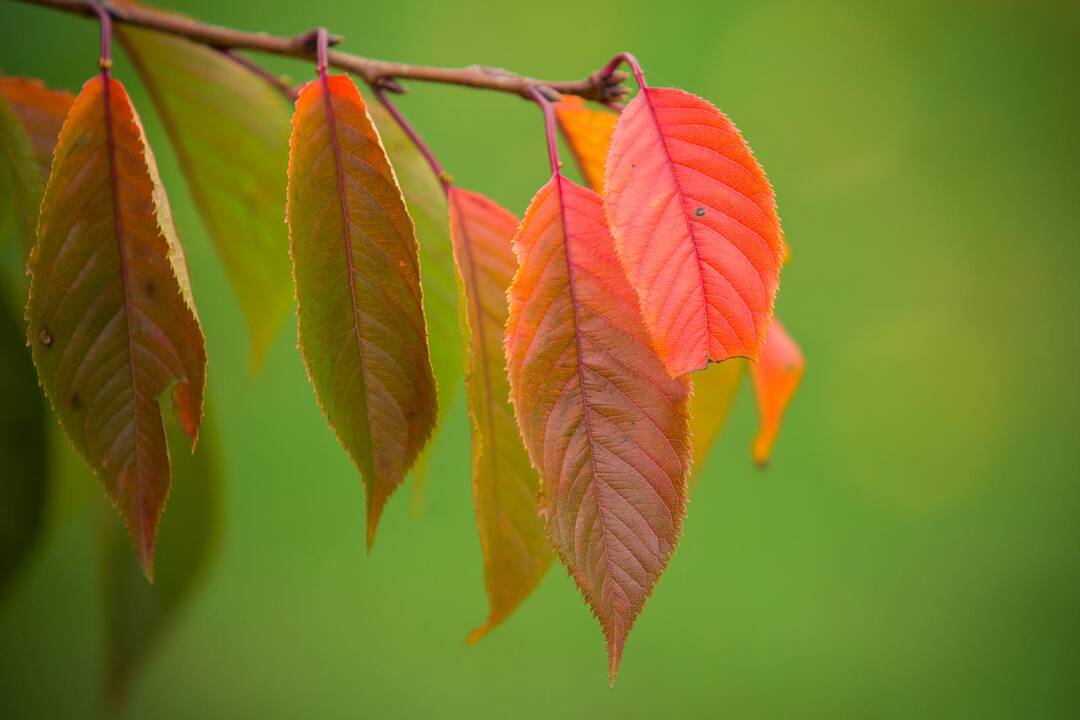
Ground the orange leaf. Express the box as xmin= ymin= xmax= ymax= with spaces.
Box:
xmin=26 ymin=75 xmax=206 ymax=579
xmin=505 ymin=172 xmax=691 ymax=682
xmin=0 ymin=77 xmax=72 ymax=181
xmin=449 ymin=187 xmax=551 ymax=643
xmin=750 ymin=319 xmax=804 ymax=466
xmin=286 ymin=74 xmax=437 ymax=548
xmin=688 ymin=359 xmax=745 ymax=484
xmin=604 ymin=86 xmax=784 ymax=376
xmin=555 ymin=96 xmax=617 ymax=193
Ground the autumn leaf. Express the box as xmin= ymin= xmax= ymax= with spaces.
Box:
xmin=751 ymin=319 xmax=804 ymax=466
xmin=102 ymin=409 xmax=221 ymax=710
xmin=287 ymin=73 xmax=437 ymax=547
xmin=555 ymin=96 xmax=617 ymax=193
xmin=116 ymin=26 xmax=293 ymax=365
xmin=0 ymin=293 xmax=48 ymax=597
xmin=688 ymin=359 xmax=745 ymax=483
xmin=505 ymin=171 xmax=691 ymax=681
xmin=0 ymin=77 xmax=71 ymax=260
xmin=604 ymin=80 xmax=785 ymax=376
xmin=26 ymin=75 xmax=207 ymax=580
xmin=447 ymin=187 xmax=551 ymax=642
xmin=368 ymin=102 xmax=463 ymax=502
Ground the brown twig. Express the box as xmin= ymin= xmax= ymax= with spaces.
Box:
xmin=10 ymin=0 xmax=630 ymax=102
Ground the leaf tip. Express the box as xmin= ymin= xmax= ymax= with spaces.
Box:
xmin=465 ymin=623 xmax=491 ymax=646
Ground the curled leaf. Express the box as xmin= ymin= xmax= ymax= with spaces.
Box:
xmin=604 ymin=86 xmax=784 ymax=376
xmin=505 ymin=173 xmax=691 ymax=681
xmin=286 ymin=74 xmax=437 ymax=547
xmin=26 ymin=75 xmax=207 ymax=579
xmin=751 ymin=319 xmax=804 ymax=466
xmin=116 ymin=26 xmax=293 ymax=365
xmin=448 ymin=187 xmax=550 ymax=642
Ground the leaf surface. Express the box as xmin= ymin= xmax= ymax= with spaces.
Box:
xmin=116 ymin=26 xmax=293 ymax=365
xmin=287 ymin=74 xmax=437 ymax=547
xmin=26 ymin=75 xmax=206 ymax=579
xmin=505 ymin=173 xmax=691 ymax=681
xmin=448 ymin=187 xmax=550 ymax=642
xmin=751 ymin=319 xmax=803 ymax=466
xmin=368 ymin=103 xmax=463 ymax=501
xmin=555 ymin=96 xmax=617 ymax=193
xmin=103 ymin=409 xmax=221 ymax=709
xmin=604 ymin=87 xmax=784 ymax=376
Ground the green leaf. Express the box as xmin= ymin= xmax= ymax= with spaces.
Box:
xmin=368 ymin=103 xmax=462 ymax=500
xmin=117 ymin=26 xmax=293 ymax=365
xmin=0 ymin=86 xmax=43 ymax=264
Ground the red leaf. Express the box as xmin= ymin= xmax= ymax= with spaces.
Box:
xmin=751 ymin=319 xmax=804 ymax=466
xmin=26 ymin=76 xmax=207 ymax=579
xmin=448 ymin=187 xmax=551 ymax=642
xmin=604 ymin=86 xmax=784 ymax=376
xmin=505 ymin=172 xmax=691 ymax=681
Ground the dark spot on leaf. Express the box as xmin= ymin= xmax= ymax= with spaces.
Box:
xmin=69 ymin=392 xmax=82 ymax=410
xmin=631 ymin=163 xmax=637 ymax=169
xmin=145 ymin=281 xmax=156 ymax=298
xmin=695 ymin=207 xmax=706 ymax=218
xmin=39 ymin=328 xmax=53 ymax=347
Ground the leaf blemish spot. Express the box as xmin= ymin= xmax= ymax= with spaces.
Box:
xmin=69 ymin=392 xmax=82 ymax=410
xmin=145 ymin=280 xmax=156 ymax=298
xmin=695 ymin=207 xmax=705 ymax=217
xmin=38 ymin=328 xmax=53 ymax=347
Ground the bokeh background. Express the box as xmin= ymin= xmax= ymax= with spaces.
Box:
xmin=2 ymin=0 xmax=1079 ymax=717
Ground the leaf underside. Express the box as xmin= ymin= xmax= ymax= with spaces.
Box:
xmin=27 ymin=75 xmax=207 ymax=579
xmin=448 ymin=187 xmax=551 ymax=642
xmin=604 ymin=87 xmax=784 ymax=376
xmin=117 ymin=26 xmax=294 ymax=365
xmin=751 ymin=319 xmax=804 ymax=466
xmin=505 ymin=173 xmax=691 ymax=681
xmin=287 ymin=73 xmax=437 ymax=548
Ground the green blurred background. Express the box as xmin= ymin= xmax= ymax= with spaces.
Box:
xmin=2 ymin=0 xmax=1079 ymax=717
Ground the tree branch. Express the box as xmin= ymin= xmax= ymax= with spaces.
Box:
xmin=10 ymin=0 xmax=630 ymax=102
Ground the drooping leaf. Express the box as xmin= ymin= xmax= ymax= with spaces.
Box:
xmin=0 ymin=77 xmax=73 ymax=181
xmin=750 ymin=319 xmax=803 ymax=466
xmin=26 ymin=75 xmax=207 ymax=579
xmin=604 ymin=85 xmax=785 ymax=376
xmin=116 ymin=26 xmax=293 ymax=365
xmin=0 ymin=290 xmax=48 ymax=597
xmin=447 ymin=187 xmax=550 ymax=642
xmin=505 ymin=172 xmax=691 ymax=681
xmin=555 ymin=96 xmax=617 ymax=193
xmin=368 ymin=103 xmax=463 ymax=502
xmin=102 ymin=409 xmax=221 ymax=710
xmin=287 ymin=73 xmax=437 ymax=547
xmin=688 ymin=359 xmax=745 ymax=485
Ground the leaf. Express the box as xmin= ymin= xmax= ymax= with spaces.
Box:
xmin=286 ymin=73 xmax=437 ymax=548
xmin=102 ymin=409 xmax=221 ymax=710
xmin=447 ymin=187 xmax=550 ymax=642
xmin=505 ymin=173 xmax=691 ymax=681
xmin=368 ymin=103 xmax=463 ymax=501
xmin=116 ymin=26 xmax=293 ymax=365
xmin=555 ymin=96 xmax=617 ymax=193
xmin=688 ymin=359 xmax=745 ymax=485
xmin=0 ymin=292 xmax=48 ymax=597
xmin=750 ymin=319 xmax=804 ymax=466
xmin=26 ymin=75 xmax=207 ymax=579
xmin=0 ymin=77 xmax=73 ymax=181
xmin=604 ymin=86 xmax=785 ymax=376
